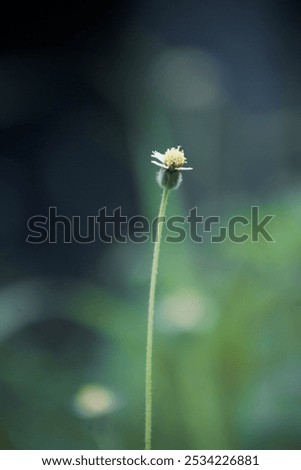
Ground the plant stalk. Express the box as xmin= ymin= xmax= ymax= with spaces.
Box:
xmin=145 ymin=186 xmax=169 ymax=450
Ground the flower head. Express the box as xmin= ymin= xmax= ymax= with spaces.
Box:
xmin=151 ymin=146 xmax=193 ymax=172
xmin=151 ymin=146 xmax=192 ymax=190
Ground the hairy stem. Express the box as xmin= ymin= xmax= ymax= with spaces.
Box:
xmin=145 ymin=186 xmax=169 ymax=450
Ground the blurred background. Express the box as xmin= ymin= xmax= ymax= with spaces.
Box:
xmin=0 ymin=0 xmax=301 ymax=450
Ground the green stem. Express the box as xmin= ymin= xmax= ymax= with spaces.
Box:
xmin=145 ymin=186 xmax=170 ymax=450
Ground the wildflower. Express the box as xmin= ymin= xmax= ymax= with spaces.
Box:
xmin=151 ymin=146 xmax=192 ymax=190
xmin=151 ymin=146 xmax=193 ymax=172
xmin=145 ymin=145 xmax=192 ymax=449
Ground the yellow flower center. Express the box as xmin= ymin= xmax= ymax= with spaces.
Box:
xmin=163 ymin=147 xmax=187 ymax=168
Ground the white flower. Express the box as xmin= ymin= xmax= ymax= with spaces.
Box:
xmin=151 ymin=146 xmax=193 ymax=171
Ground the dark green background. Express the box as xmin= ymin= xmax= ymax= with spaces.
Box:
xmin=0 ymin=0 xmax=300 ymax=449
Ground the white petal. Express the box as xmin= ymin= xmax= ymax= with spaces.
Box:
xmin=151 ymin=160 xmax=168 ymax=169
xmin=151 ymin=151 xmax=165 ymax=163
xmin=179 ymin=167 xmax=193 ymax=171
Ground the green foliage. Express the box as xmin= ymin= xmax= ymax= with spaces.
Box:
xmin=0 ymin=193 xmax=300 ymax=449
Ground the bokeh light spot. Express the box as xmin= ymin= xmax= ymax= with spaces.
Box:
xmin=74 ymin=384 xmax=118 ymax=418
xmin=157 ymin=290 xmax=217 ymax=334
xmin=152 ymin=48 xmax=224 ymax=109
